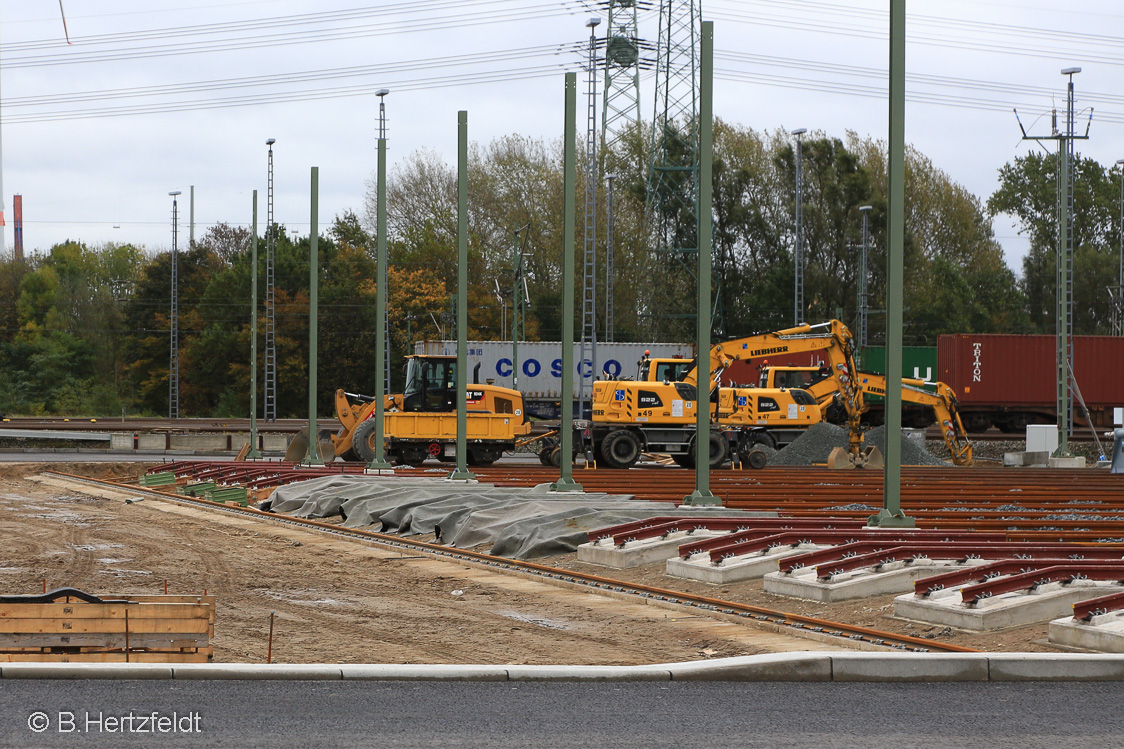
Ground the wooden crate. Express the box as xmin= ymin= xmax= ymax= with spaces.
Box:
xmin=0 ymin=594 xmax=214 ymax=663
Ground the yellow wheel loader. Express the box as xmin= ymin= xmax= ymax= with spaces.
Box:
xmin=323 ymin=355 xmax=531 ymax=466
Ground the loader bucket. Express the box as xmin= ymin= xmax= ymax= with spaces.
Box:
xmin=284 ymin=429 xmax=309 ymax=462
xmin=283 ymin=428 xmax=335 ymax=462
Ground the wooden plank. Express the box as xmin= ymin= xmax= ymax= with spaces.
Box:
xmin=0 ymin=603 xmax=210 ymax=620
xmin=0 ymin=618 xmax=210 ymax=635
xmin=0 ymin=651 xmax=211 ymax=663
xmin=0 ymin=633 xmax=208 ymax=649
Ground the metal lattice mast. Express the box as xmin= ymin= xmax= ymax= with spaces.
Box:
xmin=1015 ymin=67 xmax=1089 ymax=456
xmin=600 ymin=0 xmax=648 ymax=166
xmin=791 ymin=128 xmax=807 ymax=325
xmin=1059 ymin=69 xmax=1078 ymax=445
xmin=605 ymin=173 xmax=616 ymax=342
xmin=168 ymin=191 xmax=182 ymax=419
xmin=647 ymin=0 xmax=700 ymax=257
xmin=579 ymin=17 xmax=601 ymax=417
xmin=858 ymin=205 xmax=872 ymax=349
xmin=1115 ymin=158 xmax=1124 ymax=337
xmin=264 ymin=138 xmax=278 ymax=422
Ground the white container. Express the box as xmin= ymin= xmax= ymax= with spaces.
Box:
xmin=412 ymin=340 xmax=694 ymax=401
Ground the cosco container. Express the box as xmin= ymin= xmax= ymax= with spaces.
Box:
xmin=412 ymin=340 xmax=695 ymax=418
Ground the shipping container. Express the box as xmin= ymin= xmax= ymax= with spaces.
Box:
xmin=412 ymin=340 xmax=695 ymax=418
xmin=719 ymin=346 xmax=936 ymax=385
xmin=937 ymin=334 xmax=1124 ymax=430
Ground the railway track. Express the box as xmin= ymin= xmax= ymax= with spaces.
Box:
xmin=0 ymin=416 xmax=1102 ymax=442
xmin=44 ymin=470 xmax=974 ymax=654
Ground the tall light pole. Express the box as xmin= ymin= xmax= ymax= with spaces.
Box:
xmin=377 ymin=88 xmax=392 ymax=399
xmin=168 ymin=191 xmax=182 ymax=419
xmin=858 ymin=204 xmax=872 ymax=350
xmin=369 ymin=88 xmax=393 ymax=470
xmin=1115 ymin=158 xmax=1124 ymax=337
xmin=264 ymin=137 xmax=278 ymax=422
xmin=791 ymin=128 xmax=808 ymax=325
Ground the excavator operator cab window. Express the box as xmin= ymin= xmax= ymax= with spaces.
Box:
xmin=403 ymin=358 xmax=457 ymax=413
xmin=656 ymin=361 xmax=691 ymax=383
xmin=775 ymin=370 xmax=813 ymax=389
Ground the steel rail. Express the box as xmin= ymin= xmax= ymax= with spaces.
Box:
xmin=43 ymin=470 xmax=974 ymax=654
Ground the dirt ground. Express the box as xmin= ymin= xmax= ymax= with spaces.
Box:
xmin=0 ymin=462 xmax=1062 ymax=664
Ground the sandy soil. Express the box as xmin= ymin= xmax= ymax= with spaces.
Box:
xmin=0 ymin=462 xmax=869 ymax=665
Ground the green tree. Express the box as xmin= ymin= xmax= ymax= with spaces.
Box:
xmin=987 ymin=152 xmax=1120 ymax=333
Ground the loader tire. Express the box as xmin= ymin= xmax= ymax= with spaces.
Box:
xmin=600 ymin=429 xmax=641 ymax=469
xmin=350 ymin=418 xmax=380 ymax=463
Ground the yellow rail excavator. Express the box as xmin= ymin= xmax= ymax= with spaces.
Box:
xmin=288 ymin=354 xmax=531 ymax=466
xmin=759 ymin=364 xmax=974 ymax=465
xmin=581 ymin=322 xmax=862 ymax=469
xmin=584 ymin=319 xmax=968 ymax=469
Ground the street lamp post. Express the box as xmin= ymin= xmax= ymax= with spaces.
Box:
xmin=367 ymin=88 xmax=394 ymax=471
xmin=791 ymin=128 xmax=807 ymax=326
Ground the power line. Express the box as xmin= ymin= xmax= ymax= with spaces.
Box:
xmin=0 ymin=1 xmax=579 ymax=68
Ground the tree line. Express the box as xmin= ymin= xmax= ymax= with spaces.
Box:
xmin=1 ymin=120 xmax=1120 ymax=417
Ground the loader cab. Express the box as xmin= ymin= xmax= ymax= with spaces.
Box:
xmin=402 ymin=355 xmax=457 ymax=413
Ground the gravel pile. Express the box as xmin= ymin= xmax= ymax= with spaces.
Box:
xmin=768 ymin=422 xmax=947 ymax=467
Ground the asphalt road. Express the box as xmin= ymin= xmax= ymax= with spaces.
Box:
xmin=0 ymin=680 xmax=1120 ymax=748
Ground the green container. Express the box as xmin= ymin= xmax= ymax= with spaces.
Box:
xmin=856 ymin=346 xmax=938 ymax=403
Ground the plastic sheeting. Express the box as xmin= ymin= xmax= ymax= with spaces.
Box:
xmin=257 ymin=475 xmax=771 ymax=559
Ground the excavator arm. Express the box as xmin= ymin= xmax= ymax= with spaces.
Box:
xmin=681 ymin=320 xmax=871 ymax=464
xmin=856 ymin=373 xmax=974 ymax=466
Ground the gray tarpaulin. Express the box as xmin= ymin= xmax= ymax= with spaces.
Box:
xmin=257 ymin=475 xmax=771 ymax=559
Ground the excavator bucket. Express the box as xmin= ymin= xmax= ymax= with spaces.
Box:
xmin=826 ymin=445 xmax=884 ymax=470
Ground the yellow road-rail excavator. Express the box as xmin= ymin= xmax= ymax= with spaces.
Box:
xmin=579 ymin=321 xmax=865 ymax=469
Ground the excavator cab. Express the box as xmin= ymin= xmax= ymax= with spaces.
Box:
xmin=402 ymin=355 xmax=458 ymax=413
xmin=638 ymin=354 xmax=693 ymax=384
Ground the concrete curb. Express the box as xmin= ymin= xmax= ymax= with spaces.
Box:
xmin=4 ymin=654 xmax=1124 ymax=681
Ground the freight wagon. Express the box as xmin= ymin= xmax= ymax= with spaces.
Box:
xmin=412 ymin=340 xmax=695 ymax=419
xmin=938 ymin=334 xmax=1124 ymax=432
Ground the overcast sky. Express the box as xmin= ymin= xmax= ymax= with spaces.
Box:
xmin=1 ymin=0 xmax=1121 ymax=274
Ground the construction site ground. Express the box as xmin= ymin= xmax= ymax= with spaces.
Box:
xmin=0 ymin=461 xmax=1063 ymax=665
